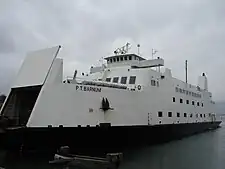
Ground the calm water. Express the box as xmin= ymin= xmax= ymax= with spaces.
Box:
xmin=0 ymin=122 xmax=224 ymax=169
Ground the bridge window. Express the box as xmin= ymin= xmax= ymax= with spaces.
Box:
xmin=157 ymin=81 xmax=159 ymax=87
xmin=151 ymin=80 xmax=156 ymax=86
xmin=113 ymin=77 xmax=119 ymax=83
xmin=158 ymin=111 xmax=163 ymax=117
xmin=129 ymin=76 xmax=136 ymax=84
xmin=121 ymin=77 xmax=127 ymax=84
xmin=168 ymin=112 xmax=172 ymax=117
xmin=173 ymin=97 xmax=175 ymax=102
xmin=186 ymin=100 xmax=189 ymax=104
xmin=106 ymin=78 xmax=111 ymax=82
xmin=180 ymin=98 xmax=183 ymax=103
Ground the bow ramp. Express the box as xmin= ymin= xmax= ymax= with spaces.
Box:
xmin=0 ymin=46 xmax=61 ymax=127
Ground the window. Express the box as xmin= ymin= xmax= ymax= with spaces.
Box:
xmin=168 ymin=112 xmax=172 ymax=117
xmin=106 ymin=78 xmax=111 ymax=82
xmin=113 ymin=58 xmax=116 ymax=62
xmin=200 ymin=114 xmax=202 ymax=118
xmin=158 ymin=111 xmax=163 ymax=117
xmin=110 ymin=58 xmax=112 ymax=63
xmin=129 ymin=76 xmax=136 ymax=84
xmin=179 ymin=88 xmax=182 ymax=93
xmin=192 ymin=101 xmax=195 ymax=105
xmin=173 ymin=97 xmax=175 ymax=102
xmin=186 ymin=100 xmax=189 ymax=104
xmin=121 ymin=77 xmax=127 ymax=84
xmin=157 ymin=81 xmax=159 ymax=87
xmin=120 ymin=57 xmax=123 ymax=61
xmin=113 ymin=77 xmax=119 ymax=83
xmin=196 ymin=114 xmax=198 ymax=118
xmin=184 ymin=113 xmax=187 ymax=117
xmin=177 ymin=112 xmax=180 ymax=117
xmin=204 ymin=114 xmax=205 ymax=118
xmin=129 ymin=55 xmax=132 ymax=60
xmin=197 ymin=102 xmax=199 ymax=106
xmin=180 ymin=98 xmax=183 ymax=103
xmin=202 ymin=103 xmax=204 ymax=107
xmin=116 ymin=57 xmax=119 ymax=62
xmin=151 ymin=80 xmax=156 ymax=86
xmin=124 ymin=56 xmax=127 ymax=60
xmin=190 ymin=113 xmax=193 ymax=118
xmin=175 ymin=87 xmax=179 ymax=92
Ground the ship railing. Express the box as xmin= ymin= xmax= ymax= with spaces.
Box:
xmin=81 ymin=80 xmax=127 ymax=90
xmin=64 ymin=76 xmax=128 ymax=90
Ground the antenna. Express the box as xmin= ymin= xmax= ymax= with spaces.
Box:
xmin=152 ymin=48 xmax=158 ymax=59
xmin=98 ymin=57 xmax=104 ymax=65
xmin=185 ymin=60 xmax=188 ymax=83
xmin=137 ymin=44 xmax=140 ymax=55
xmin=114 ymin=42 xmax=131 ymax=55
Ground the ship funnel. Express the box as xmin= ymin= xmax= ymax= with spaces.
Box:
xmin=198 ymin=73 xmax=208 ymax=91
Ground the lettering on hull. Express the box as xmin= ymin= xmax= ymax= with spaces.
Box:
xmin=76 ymin=85 xmax=101 ymax=92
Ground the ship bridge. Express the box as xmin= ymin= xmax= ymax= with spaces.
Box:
xmin=104 ymin=53 xmax=164 ymax=69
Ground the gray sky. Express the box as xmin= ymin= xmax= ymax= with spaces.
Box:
xmin=0 ymin=0 xmax=225 ymax=101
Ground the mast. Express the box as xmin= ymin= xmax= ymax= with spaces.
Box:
xmin=137 ymin=44 xmax=140 ymax=55
xmin=185 ymin=60 xmax=188 ymax=83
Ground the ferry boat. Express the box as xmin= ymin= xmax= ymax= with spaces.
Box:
xmin=0 ymin=44 xmax=221 ymax=154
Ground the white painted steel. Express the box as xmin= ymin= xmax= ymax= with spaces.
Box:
xmin=7 ymin=46 xmax=217 ymax=127
xmin=12 ymin=46 xmax=61 ymax=88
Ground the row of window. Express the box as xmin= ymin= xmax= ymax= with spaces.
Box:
xmin=108 ymin=55 xmax=140 ymax=63
xmin=158 ymin=111 xmax=207 ymax=118
xmin=175 ymin=87 xmax=201 ymax=98
xmin=106 ymin=76 xmax=136 ymax=84
xmin=172 ymin=97 xmax=204 ymax=107
xmin=151 ymin=80 xmax=159 ymax=87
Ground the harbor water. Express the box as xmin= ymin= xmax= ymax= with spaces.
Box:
xmin=0 ymin=122 xmax=224 ymax=169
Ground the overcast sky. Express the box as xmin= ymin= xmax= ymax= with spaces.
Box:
xmin=0 ymin=0 xmax=225 ymax=101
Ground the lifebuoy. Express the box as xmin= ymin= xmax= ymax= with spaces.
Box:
xmin=137 ymin=85 xmax=141 ymax=90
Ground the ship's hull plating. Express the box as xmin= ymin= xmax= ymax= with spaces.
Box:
xmin=2 ymin=121 xmax=222 ymax=156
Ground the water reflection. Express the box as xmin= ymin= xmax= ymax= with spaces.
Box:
xmin=121 ymin=123 xmax=225 ymax=169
